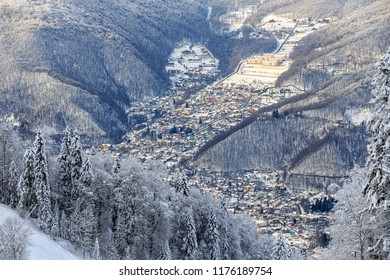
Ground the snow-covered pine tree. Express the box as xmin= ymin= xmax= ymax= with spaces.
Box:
xmin=205 ymin=209 xmax=220 ymax=260
xmin=159 ymin=240 xmax=172 ymax=260
xmin=56 ymin=128 xmax=72 ymax=215
xmin=50 ymin=202 xmax=60 ymax=237
xmin=70 ymin=131 xmax=83 ymax=197
xmin=0 ymin=124 xmax=16 ymax=200
xmin=172 ymin=171 xmax=189 ymax=196
xmin=69 ymin=200 xmax=82 ymax=248
xmin=364 ymin=46 xmax=390 ymax=206
xmin=33 ymin=132 xmax=53 ymax=233
xmin=17 ymin=148 xmax=36 ymax=217
xmin=151 ymin=203 xmax=171 ymax=259
xmin=78 ymin=157 xmax=94 ymax=209
xmin=271 ymin=232 xmax=292 ymax=260
xmin=103 ymin=233 xmax=120 ymax=260
xmin=7 ymin=160 xmax=19 ymax=209
xmin=113 ymin=209 xmax=128 ymax=259
xmin=228 ymin=216 xmax=243 ymax=260
xmin=363 ymin=47 xmax=390 ymax=259
xmin=80 ymin=202 xmax=97 ymax=259
xmin=181 ymin=206 xmax=198 ymax=260
xmin=219 ymin=199 xmax=230 ymax=260
xmin=92 ymin=237 xmax=101 ymax=260
xmin=221 ymin=225 xmax=230 ymax=260
xmin=59 ymin=210 xmax=69 ymax=239
xmin=125 ymin=246 xmax=133 ymax=260
xmin=111 ymin=156 xmax=122 ymax=240
xmin=76 ymin=158 xmax=96 ymax=258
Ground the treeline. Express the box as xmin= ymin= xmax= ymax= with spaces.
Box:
xmin=0 ymin=125 xmax=277 ymax=260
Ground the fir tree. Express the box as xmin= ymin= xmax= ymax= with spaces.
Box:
xmin=74 ymin=158 xmax=96 ymax=258
xmin=364 ymin=47 xmax=390 ymax=206
xmin=103 ymin=233 xmax=120 ymax=260
xmin=50 ymin=202 xmax=60 ymax=237
xmin=92 ymin=237 xmax=101 ymax=260
xmin=56 ymin=128 xmax=72 ymax=215
xmin=59 ymin=210 xmax=69 ymax=240
xmin=7 ymin=160 xmax=19 ymax=209
xmin=172 ymin=172 xmax=189 ymax=196
xmin=271 ymin=232 xmax=292 ymax=260
xmin=80 ymin=202 xmax=97 ymax=259
xmin=205 ymin=210 xmax=220 ymax=260
xmin=221 ymin=226 xmax=230 ymax=260
xmin=78 ymin=158 xmax=94 ymax=209
xmin=33 ymin=132 xmax=53 ymax=232
xmin=159 ymin=240 xmax=172 ymax=260
xmin=70 ymin=131 xmax=83 ymax=197
xmin=125 ymin=246 xmax=133 ymax=260
xmin=363 ymin=47 xmax=390 ymax=259
xmin=181 ymin=207 xmax=198 ymax=260
xmin=219 ymin=198 xmax=230 ymax=260
xmin=151 ymin=204 xmax=171 ymax=259
xmin=69 ymin=201 xmax=82 ymax=248
xmin=113 ymin=210 xmax=128 ymax=258
xmin=17 ymin=148 xmax=36 ymax=216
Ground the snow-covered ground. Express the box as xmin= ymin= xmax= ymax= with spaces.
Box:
xmin=224 ymin=15 xmax=327 ymax=87
xmin=261 ymin=14 xmax=297 ymax=32
xmin=0 ymin=204 xmax=79 ymax=260
xmin=344 ymin=107 xmax=371 ymax=125
xmin=165 ymin=43 xmax=219 ymax=89
xmin=219 ymin=5 xmax=257 ymax=33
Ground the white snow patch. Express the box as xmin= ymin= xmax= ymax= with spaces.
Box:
xmin=206 ymin=7 xmax=212 ymax=21
xmin=0 ymin=204 xmax=79 ymax=260
xmin=344 ymin=108 xmax=371 ymax=125
xmin=219 ymin=6 xmax=256 ymax=33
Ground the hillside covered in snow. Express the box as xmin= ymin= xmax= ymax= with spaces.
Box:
xmin=0 ymin=204 xmax=79 ymax=260
xmin=0 ymin=0 xmax=276 ymax=143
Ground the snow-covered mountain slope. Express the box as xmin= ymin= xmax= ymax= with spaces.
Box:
xmin=0 ymin=0 xmax=209 ymax=142
xmin=195 ymin=0 xmax=390 ymax=190
xmin=0 ymin=204 xmax=79 ymax=260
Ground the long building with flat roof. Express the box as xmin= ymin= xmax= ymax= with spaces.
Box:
xmin=247 ymin=54 xmax=286 ymax=67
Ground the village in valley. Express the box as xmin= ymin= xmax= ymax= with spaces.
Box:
xmin=96 ymin=15 xmax=338 ymax=252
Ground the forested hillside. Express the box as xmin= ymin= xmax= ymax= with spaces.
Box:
xmin=195 ymin=0 xmax=390 ymax=190
xmin=0 ymin=125 xmax=277 ymax=260
xmin=0 ymin=0 xmax=276 ymax=143
xmin=0 ymin=0 xmax=210 ymax=142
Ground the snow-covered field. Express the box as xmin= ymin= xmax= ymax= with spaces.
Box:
xmin=0 ymin=204 xmax=79 ymax=260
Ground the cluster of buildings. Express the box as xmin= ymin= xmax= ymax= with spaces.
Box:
xmin=116 ymin=80 xmax=299 ymax=168
xmin=190 ymin=169 xmax=332 ymax=250
xmin=95 ymin=16 xmax=336 ymax=253
xmin=104 ymin=78 xmax=320 ymax=249
xmin=165 ymin=43 xmax=219 ymax=91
